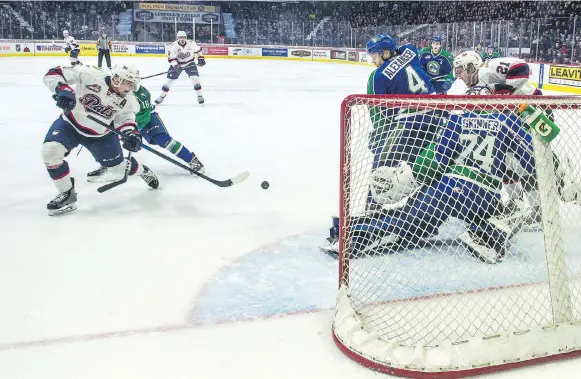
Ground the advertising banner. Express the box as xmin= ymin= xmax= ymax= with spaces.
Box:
xmin=330 ymin=49 xmax=347 ymax=60
xmin=137 ymin=3 xmax=217 ymax=12
xmin=80 ymin=43 xmax=98 ymax=56
xmin=347 ymin=51 xmax=359 ymax=62
xmin=313 ymin=50 xmax=331 ymax=59
xmin=548 ymin=65 xmax=581 ymax=87
xmin=135 ymin=45 xmax=166 ymax=55
xmin=262 ymin=48 xmax=288 ymax=57
xmin=0 ymin=42 xmax=33 ymax=55
xmin=203 ymin=46 xmax=228 ymax=56
xmin=289 ymin=48 xmax=312 ymax=59
xmin=359 ymin=52 xmax=368 ymax=63
xmin=230 ymin=47 xmax=261 ymax=57
xmin=133 ymin=9 xmax=220 ymax=24
xmin=111 ymin=43 xmax=134 ymax=55
xmin=35 ymin=42 xmax=67 ymax=55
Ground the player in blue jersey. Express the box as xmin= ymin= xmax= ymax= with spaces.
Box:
xmin=365 ymin=34 xmax=438 ymax=172
xmin=419 ymin=36 xmax=455 ymax=94
xmin=321 ymin=34 xmax=439 ymax=253
xmin=341 ymin=108 xmax=579 ymax=263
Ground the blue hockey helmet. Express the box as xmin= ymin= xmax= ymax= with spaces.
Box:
xmin=367 ymin=34 xmax=397 ymax=55
xmin=431 ymin=35 xmax=443 ymax=43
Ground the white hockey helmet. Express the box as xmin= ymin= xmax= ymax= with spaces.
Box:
xmin=453 ymin=51 xmax=482 ymax=87
xmin=63 ymin=29 xmax=69 ymax=37
xmin=177 ymin=30 xmax=187 ymax=44
xmin=111 ymin=64 xmax=141 ymax=92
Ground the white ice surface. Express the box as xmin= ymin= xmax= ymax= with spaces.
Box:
xmin=0 ymin=56 xmax=580 ymax=379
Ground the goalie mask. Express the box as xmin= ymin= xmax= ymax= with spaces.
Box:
xmin=454 ymin=51 xmax=482 ymax=87
xmin=370 ymin=162 xmax=419 ymax=206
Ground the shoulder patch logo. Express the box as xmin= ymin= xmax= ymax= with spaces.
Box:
xmin=85 ymin=84 xmax=102 ymax=93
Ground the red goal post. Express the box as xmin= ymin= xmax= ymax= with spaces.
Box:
xmin=334 ymin=94 xmax=581 ymax=378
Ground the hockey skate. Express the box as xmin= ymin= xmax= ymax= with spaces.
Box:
xmin=140 ymin=165 xmax=159 ymax=189
xmin=197 ymin=95 xmax=204 ymax=105
xmin=87 ymin=165 xmax=125 ymax=183
xmin=459 ymin=230 xmax=506 ymax=264
xmin=188 ymin=155 xmax=205 ymax=174
xmin=154 ymin=96 xmax=165 ymax=105
xmin=47 ymin=178 xmax=77 ymax=216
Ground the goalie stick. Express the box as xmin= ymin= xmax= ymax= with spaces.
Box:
xmin=87 ymin=115 xmax=250 ymax=187
xmin=97 ymin=151 xmax=132 ymax=193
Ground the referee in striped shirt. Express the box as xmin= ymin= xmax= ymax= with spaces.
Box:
xmin=96 ymin=32 xmax=112 ymax=69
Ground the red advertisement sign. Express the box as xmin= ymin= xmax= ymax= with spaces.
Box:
xmin=203 ymin=46 xmax=228 ymax=56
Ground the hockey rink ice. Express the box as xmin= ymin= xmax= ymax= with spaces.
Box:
xmin=0 ymin=56 xmax=580 ymax=379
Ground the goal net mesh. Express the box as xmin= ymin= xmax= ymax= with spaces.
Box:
xmin=334 ymin=95 xmax=581 ymax=376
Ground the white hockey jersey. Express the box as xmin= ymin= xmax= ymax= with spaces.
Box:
xmin=43 ymin=65 xmax=138 ymax=138
xmin=167 ymin=40 xmax=202 ymax=67
xmin=64 ymin=35 xmax=79 ymax=50
xmin=476 ymin=57 xmax=538 ymax=95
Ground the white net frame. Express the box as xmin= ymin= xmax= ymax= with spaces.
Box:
xmin=333 ymin=95 xmax=581 ymax=378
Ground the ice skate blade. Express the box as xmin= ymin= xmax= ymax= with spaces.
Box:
xmin=48 ymin=203 xmax=78 ymax=216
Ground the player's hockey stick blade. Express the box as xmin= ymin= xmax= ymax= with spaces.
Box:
xmin=87 ymin=115 xmax=250 ymax=188
xmin=97 ymin=152 xmax=132 ymax=193
xmin=142 ymin=72 xmax=167 ymax=80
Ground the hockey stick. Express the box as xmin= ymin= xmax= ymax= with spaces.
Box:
xmin=141 ymin=72 xmax=167 ymax=80
xmin=97 ymin=151 xmax=132 ymax=193
xmin=87 ymin=115 xmax=250 ymax=187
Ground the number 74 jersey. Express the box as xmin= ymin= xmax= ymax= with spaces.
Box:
xmin=477 ymin=57 xmax=538 ymax=95
xmin=419 ymin=112 xmax=536 ymax=194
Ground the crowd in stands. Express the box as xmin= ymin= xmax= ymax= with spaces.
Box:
xmin=2 ymin=1 xmax=581 ymax=63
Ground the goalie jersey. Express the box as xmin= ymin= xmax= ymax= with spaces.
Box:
xmin=367 ymin=44 xmax=435 ymax=95
xmin=167 ymin=40 xmax=202 ymax=67
xmin=476 ymin=57 xmax=539 ymax=95
xmin=414 ymin=112 xmax=536 ymax=194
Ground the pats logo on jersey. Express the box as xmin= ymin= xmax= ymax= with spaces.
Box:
xmin=79 ymin=94 xmax=116 ymax=118
xmin=177 ymin=51 xmax=191 ymax=59
xmin=427 ymin=61 xmax=441 ymax=75
xmin=85 ymin=84 xmax=102 ymax=93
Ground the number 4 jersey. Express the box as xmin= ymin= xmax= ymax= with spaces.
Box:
xmin=414 ymin=112 xmax=536 ymax=194
xmin=367 ymin=44 xmax=435 ymax=95
xmin=476 ymin=57 xmax=539 ymax=95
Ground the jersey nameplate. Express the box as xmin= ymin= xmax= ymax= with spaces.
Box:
xmin=461 ymin=118 xmax=501 ymax=133
xmin=382 ymin=48 xmax=416 ymax=80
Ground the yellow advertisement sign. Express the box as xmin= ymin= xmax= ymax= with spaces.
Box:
xmin=80 ymin=43 xmax=98 ymax=56
xmin=549 ymin=65 xmax=581 ymax=87
xmin=137 ymin=3 xmax=216 ymax=12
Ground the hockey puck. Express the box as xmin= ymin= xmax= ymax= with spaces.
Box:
xmin=261 ymin=181 xmax=270 ymax=189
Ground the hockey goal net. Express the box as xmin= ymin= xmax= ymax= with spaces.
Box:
xmin=333 ymin=95 xmax=581 ymax=378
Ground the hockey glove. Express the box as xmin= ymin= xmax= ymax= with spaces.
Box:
xmin=493 ymin=84 xmax=515 ymax=95
xmin=122 ymin=130 xmax=142 ymax=152
xmin=64 ymin=47 xmax=71 ymax=53
xmin=197 ymin=56 xmax=206 ymax=67
xmin=54 ymin=84 xmax=76 ymax=112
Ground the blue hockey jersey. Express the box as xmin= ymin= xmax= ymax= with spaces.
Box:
xmin=415 ymin=112 xmax=536 ymax=193
xmin=367 ymin=44 xmax=435 ymax=95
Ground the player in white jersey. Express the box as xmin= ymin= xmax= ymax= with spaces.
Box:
xmin=42 ymin=65 xmax=159 ymax=216
xmin=155 ymin=30 xmax=206 ymax=105
xmin=62 ymin=30 xmax=81 ymax=66
xmin=453 ymin=51 xmax=542 ymax=96
xmin=454 ymin=51 xmax=545 ymax=230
